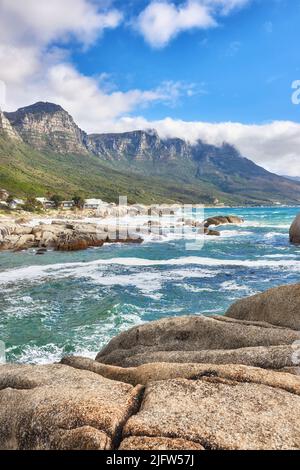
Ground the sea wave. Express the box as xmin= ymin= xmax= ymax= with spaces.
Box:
xmin=1 ymin=255 xmax=300 ymax=286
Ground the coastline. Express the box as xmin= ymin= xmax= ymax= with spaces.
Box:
xmin=1 ymin=282 xmax=300 ymax=450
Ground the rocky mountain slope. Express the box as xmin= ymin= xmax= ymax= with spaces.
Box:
xmin=4 ymin=102 xmax=88 ymax=154
xmin=1 ymin=101 xmax=300 ymax=205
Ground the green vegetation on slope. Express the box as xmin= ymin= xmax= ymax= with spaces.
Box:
xmin=0 ymin=135 xmax=222 ymax=204
xmin=0 ymin=135 xmax=298 ymax=205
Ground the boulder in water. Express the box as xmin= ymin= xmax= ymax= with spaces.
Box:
xmin=290 ymin=214 xmax=300 ymax=244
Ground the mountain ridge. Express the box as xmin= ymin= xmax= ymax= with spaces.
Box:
xmin=1 ymin=101 xmax=300 ymax=205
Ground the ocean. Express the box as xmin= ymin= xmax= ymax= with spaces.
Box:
xmin=0 ymin=206 xmax=300 ymax=364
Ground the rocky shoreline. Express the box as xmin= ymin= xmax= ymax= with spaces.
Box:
xmin=1 ymin=283 xmax=300 ymax=450
xmin=0 ymin=211 xmax=244 ymax=252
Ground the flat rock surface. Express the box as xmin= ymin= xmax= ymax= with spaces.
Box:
xmin=123 ymin=376 xmax=300 ymax=450
xmin=0 ymin=364 xmax=142 ymax=450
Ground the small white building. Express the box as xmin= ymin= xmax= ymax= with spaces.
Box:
xmin=61 ymin=200 xmax=75 ymax=209
xmin=36 ymin=197 xmax=55 ymax=209
xmin=84 ymin=198 xmax=108 ymax=209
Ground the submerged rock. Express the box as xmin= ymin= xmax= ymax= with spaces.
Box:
xmin=225 ymin=283 xmax=300 ymax=330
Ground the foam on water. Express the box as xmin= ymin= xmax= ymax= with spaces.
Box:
xmin=1 ymin=255 xmax=300 ymax=287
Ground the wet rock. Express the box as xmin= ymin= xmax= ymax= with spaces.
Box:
xmin=204 ymin=215 xmax=244 ymax=228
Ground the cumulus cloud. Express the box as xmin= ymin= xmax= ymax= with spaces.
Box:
xmin=0 ymin=0 xmax=194 ymax=132
xmin=136 ymin=0 xmax=251 ymax=48
xmin=3 ymin=62 xmax=193 ymax=133
xmin=100 ymin=116 xmax=300 ymax=177
xmin=0 ymin=0 xmax=122 ymax=47
xmin=0 ymin=0 xmax=123 ymax=85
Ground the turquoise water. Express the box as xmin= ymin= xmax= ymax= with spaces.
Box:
xmin=0 ymin=207 xmax=300 ymax=364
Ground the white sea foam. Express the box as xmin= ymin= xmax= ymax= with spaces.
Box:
xmin=220 ymin=280 xmax=257 ymax=295
xmin=180 ymin=284 xmax=215 ymax=293
xmin=262 ymin=254 xmax=298 ymax=259
xmin=1 ymin=255 xmax=300 ymax=287
xmin=264 ymin=232 xmax=285 ymax=239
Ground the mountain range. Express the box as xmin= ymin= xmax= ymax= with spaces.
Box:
xmin=1 ymin=101 xmax=300 ymax=205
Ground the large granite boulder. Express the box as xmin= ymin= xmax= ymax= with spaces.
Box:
xmin=122 ymin=375 xmax=300 ymax=450
xmin=61 ymin=358 xmax=300 ymax=449
xmin=290 ymin=214 xmax=300 ymax=244
xmin=225 ymin=283 xmax=300 ymax=330
xmin=0 ymin=364 xmax=142 ymax=450
xmin=96 ymin=315 xmax=300 ymax=368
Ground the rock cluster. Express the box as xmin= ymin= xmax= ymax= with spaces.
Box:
xmin=1 ymin=283 xmax=300 ymax=450
xmin=0 ymin=213 xmax=244 ymax=252
xmin=0 ymin=220 xmax=143 ymax=252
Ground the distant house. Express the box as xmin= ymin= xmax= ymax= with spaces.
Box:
xmin=84 ymin=198 xmax=108 ymax=209
xmin=0 ymin=189 xmax=9 ymax=201
xmin=36 ymin=197 xmax=55 ymax=209
xmin=61 ymin=200 xmax=75 ymax=209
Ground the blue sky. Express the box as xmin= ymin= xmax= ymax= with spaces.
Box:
xmin=74 ymin=0 xmax=300 ymax=124
xmin=0 ymin=0 xmax=300 ymax=175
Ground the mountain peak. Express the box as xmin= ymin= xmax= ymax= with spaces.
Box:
xmin=15 ymin=102 xmax=65 ymax=115
xmin=5 ymin=102 xmax=87 ymax=154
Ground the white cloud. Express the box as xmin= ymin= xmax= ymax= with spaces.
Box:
xmin=0 ymin=0 xmax=123 ymax=85
xmin=136 ymin=1 xmax=216 ymax=48
xmin=0 ymin=0 xmax=194 ymax=131
xmin=0 ymin=0 xmax=122 ymax=47
xmin=99 ymin=116 xmax=300 ymax=177
xmin=136 ymin=0 xmax=251 ymax=48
